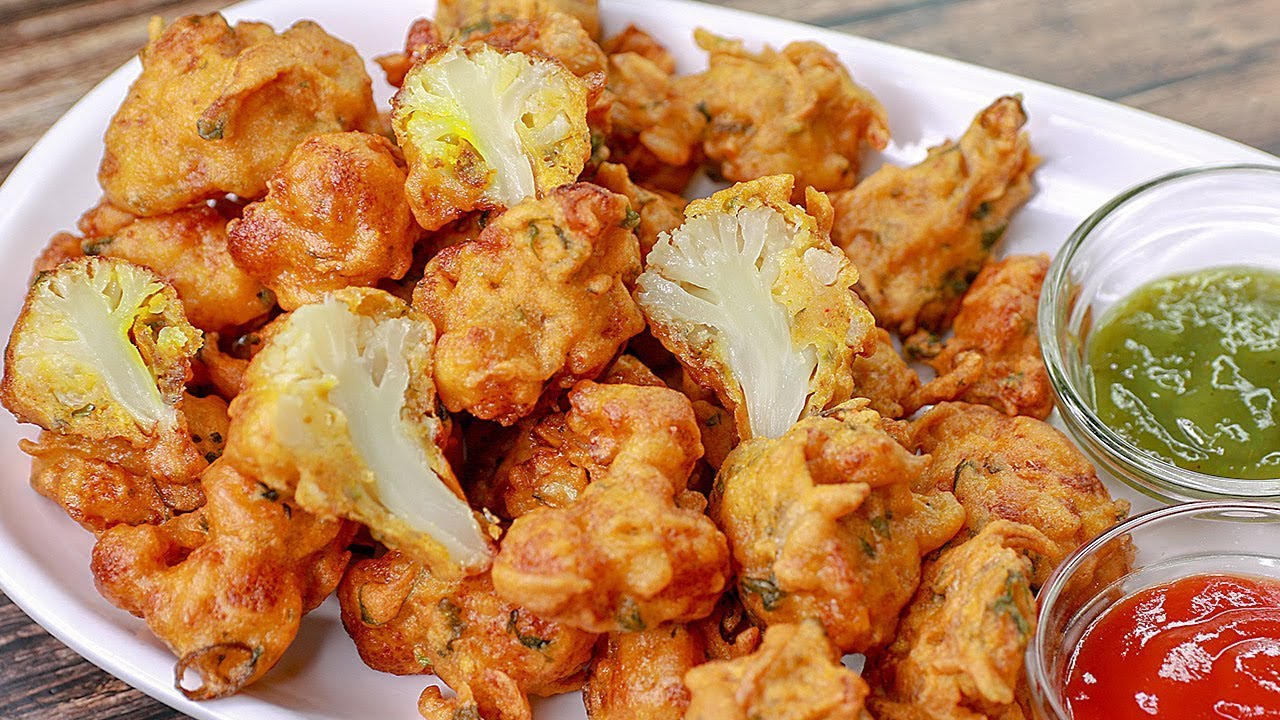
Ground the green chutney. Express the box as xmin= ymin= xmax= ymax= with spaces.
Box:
xmin=1086 ymin=267 xmax=1280 ymax=479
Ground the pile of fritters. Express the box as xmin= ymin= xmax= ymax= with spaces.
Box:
xmin=1 ymin=1 xmax=1131 ymax=718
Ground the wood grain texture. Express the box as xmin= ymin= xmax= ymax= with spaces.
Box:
xmin=0 ymin=0 xmax=1276 ymax=718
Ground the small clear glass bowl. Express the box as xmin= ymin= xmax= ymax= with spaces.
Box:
xmin=1026 ymin=501 xmax=1280 ymax=719
xmin=1039 ymin=163 xmax=1280 ymax=501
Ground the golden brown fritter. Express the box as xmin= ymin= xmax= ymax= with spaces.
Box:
xmin=865 ymin=521 xmax=1054 ymax=720
xmin=90 ymin=461 xmax=354 ymax=700
xmin=338 ymin=551 xmax=596 ymax=720
xmin=227 ymin=132 xmax=418 ymax=311
xmin=91 ymin=205 xmax=274 ymax=333
xmin=2 ymin=257 xmax=206 ymax=484
xmin=435 ymin=0 xmax=601 ymax=41
xmin=636 ymin=176 xmax=878 ymax=442
xmin=680 ymin=30 xmax=890 ymax=200
xmin=23 ymin=393 xmax=226 ymax=533
xmin=413 ymin=183 xmax=644 ymax=425
xmin=905 ymin=254 xmax=1053 ymax=419
xmin=684 ymin=620 xmax=870 ymax=720
xmin=467 ymin=11 xmax=607 ymax=80
xmin=907 ymin=402 xmax=1129 ymax=586
xmin=584 ymin=623 xmax=706 ymax=720
xmin=589 ymin=162 xmax=687 ymax=258
xmin=710 ymin=400 xmax=965 ymax=653
xmin=603 ymin=44 xmax=706 ymax=194
xmin=491 ymin=382 xmax=730 ymax=633
xmin=830 ymin=95 xmax=1037 ymax=335
xmin=474 ymin=365 xmax=669 ymax=519
xmin=851 ymin=328 xmax=922 ymax=419
xmin=99 ymin=14 xmax=379 ymax=216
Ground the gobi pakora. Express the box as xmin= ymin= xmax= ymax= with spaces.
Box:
xmin=711 ymin=401 xmax=964 ymax=653
xmin=584 ymin=623 xmax=706 ymax=720
xmin=830 ymin=95 xmax=1037 ymax=335
xmin=99 ymin=14 xmax=379 ymax=216
xmin=414 ymin=183 xmax=644 ymax=425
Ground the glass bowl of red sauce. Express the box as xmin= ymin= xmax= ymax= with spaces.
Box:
xmin=1039 ymin=164 xmax=1280 ymax=501
xmin=1027 ymin=501 xmax=1280 ymax=719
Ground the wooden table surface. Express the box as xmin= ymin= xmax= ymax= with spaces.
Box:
xmin=0 ymin=0 xmax=1277 ymax=718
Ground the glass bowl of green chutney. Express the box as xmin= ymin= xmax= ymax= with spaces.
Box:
xmin=1040 ymin=164 xmax=1280 ymax=502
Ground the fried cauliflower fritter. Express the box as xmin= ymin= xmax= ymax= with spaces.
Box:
xmin=99 ymin=14 xmax=379 ymax=216
xmin=866 ymin=521 xmax=1053 ymax=720
xmin=414 ymin=183 xmax=644 ymax=425
xmin=226 ymin=288 xmax=493 ymax=577
xmin=584 ymin=623 xmax=706 ymax=720
xmin=907 ymin=402 xmax=1129 ymax=586
xmin=711 ymin=401 xmax=965 ymax=653
xmin=435 ymin=0 xmax=601 ymax=41
xmin=338 ymin=551 xmax=596 ymax=720
xmin=684 ymin=620 xmax=870 ymax=720
xmin=692 ymin=589 xmax=762 ymax=662
xmin=466 ymin=11 xmax=607 ymax=80
xmin=603 ymin=43 xmax=706 ymax=194
xmin=392 ymin=43 xmax=591 ymax=231
xmin=492 ymin=382 xmax=730 ymax=633
xmin=680 ymin=30 xmax=890 ymax=200
xmin=905 ymin=254 xmax=1052 ymax=419
xmin=601 ymin=26 xmax=675 ymax=73
xmin=830 ymin=95 xmax=1037 ymax=336
xmin=227 ymin=132 xmax=419 ymax=311
xmin=474 ymin=367 xmax=670 ymax=519
xmin=589 ymin=162 xmax=687 ymax=258
xmin=851 ymin=328 xmax=921 ymax=419
xmin=2 ymin=258 xmax=205 ymax=482
xmin=90 ymin=461 xmax=354 ymax=700
xmin=636 ymin=175 xmax=877 ymax=441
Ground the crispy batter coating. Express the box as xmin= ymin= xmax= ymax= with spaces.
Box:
xmin=636 ymin=176 xmax=878 ymax=442
xmin=830 ymin=96 xmax=1037 ymax=335
xmin=603 ymin=44 xmax=706 ymax=193
xmin=905 ymin=254 xmax=1052 ymax=419
xmin=99 ymin=14 xmax=378 ymax=216
xmin=584 ymin=623 xmax=706 ymax=720
xmin=680 ymin=30 xmax=889 ymax=200
xmin=227 ymin=288 xmax=494 ymax=577
xmin=21 ymin=392 xmax=223 ymax=533
xmin=907 ymin=402 xmax=1129 ymax=586
xmin=90 ymin=461 xmax=354 ymax=700
xmin=91 ymin=205 xmax=274 ymax=333
xmin=475 ymin=365 xmax=669 ymax=519
xmin=227 ymin=132 xmax=419 ymax=311
xmin=684 ymin=620 xmax=870 ymax=720
xmin=338 ymin=551 xmax=596 ymax=719
xmin=492 ymin=381 xmax=730 ymax=632
xmin=589 ymin=162 xmax=687 ymax=258
xmin=414 ymin=183 xmax=644 ymax=425
xmin=851 ymin=328 xmax=921 ymax=420
xmin=467 ymin=11 xmax=606 ymax=79
xmin=711 ymin=401 xmax=965 ymax=653
xmin=31 ymin=232 xmax=84 ymax=277
xmin=436 ymin=0 xmax=601 ymax=41
xmin=865 ymin=521 xmax=1053 ymax=720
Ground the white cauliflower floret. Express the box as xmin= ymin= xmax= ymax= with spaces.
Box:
xmin=225 ymin=288 xmax=492 ymax=577
xmin=636 ymin=175 xmax=876 ymax=441
xmin=2 ymin=257 xmax=201 ymax=450
xmin=392 ymin=42 xmax=590 ymax=231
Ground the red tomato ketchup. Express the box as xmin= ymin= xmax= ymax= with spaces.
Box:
xmin=1064 ymin=573 xmax=1280 ymax=719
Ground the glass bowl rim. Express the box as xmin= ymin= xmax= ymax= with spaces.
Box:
xmin=1038 ymin=162 xmax=1280 ymax=499
xmin=1025 ymin=499 xmax=1280 ymax=718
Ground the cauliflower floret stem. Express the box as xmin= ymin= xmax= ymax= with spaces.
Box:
xmin=52 ymin=267 xmax=168 ymax=430
xmin=644 ymin=207 xmax=816 ymax=439
xmin=286 ymin=299 xmax=485 ymax=562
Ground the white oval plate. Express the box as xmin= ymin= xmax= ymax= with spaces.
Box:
xmin=0 ymin=0 xmax=1275 ymax=718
